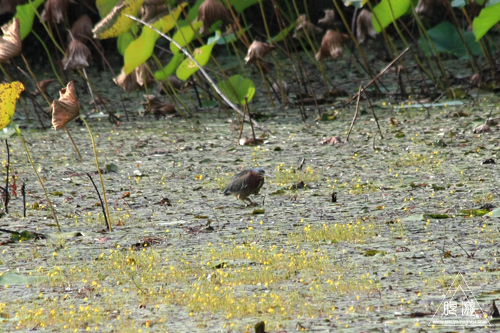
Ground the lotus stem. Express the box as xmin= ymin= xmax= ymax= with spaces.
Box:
xmin=16 ymin=128 xmax=61 ymax=231
xmin=79 ymin=116 xmax=112 ymax=232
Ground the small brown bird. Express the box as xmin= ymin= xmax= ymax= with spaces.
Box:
xmin=223 ymin=168 xmax=266 ymax=206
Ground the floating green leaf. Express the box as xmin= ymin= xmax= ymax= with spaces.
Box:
xmin=176 ymin=42 xmax=215 ymax=81
xmin=217 ymin=74 xmax=255 ymax=105
xmin=155 ymin=53 xmax=185 ymax=80
xmin=473 ymin=2 xmax=500 ymax=41
xmin=93 ymin=0 xmax=145 ymax=39
xmin=490 ymin=208 xmax=500 ymax=217
xmin=371 ymin=0 xmax=411 ymax=33
xmin=123 ymin=4 xmax=186 ymax=74
xmin=170 ymin=21 xmax=203 ymax=54
xmin=459 ymin=209 xmax=489 ymax=217
xmin=0 ymin=272 xmax=46 ymax=286
xmin=14 ymin=0 xmax=44 ymax=40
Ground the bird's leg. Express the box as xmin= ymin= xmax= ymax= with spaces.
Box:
xmin=238 ymin=198 xmax=249 ymax=206
xmin=244 ymin=198 xmax=257 ymax=207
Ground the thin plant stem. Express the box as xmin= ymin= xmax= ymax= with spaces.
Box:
xmin=86 ymin=37 xmax=130 ymax=121
xmin=64 ymin=127 xmax=82 ymax=160
xmin=79 ymin=116 xmax=112 ymax=231
xmin=86 ymin=173 xmax=110 ymax=231
xmin=31 ymin=30 xmax=64 ymax=86
xmin=245 ymin=98 xmax=257 ymax=143
xmin=346 ymin=85 xmax=362 ymax=142
xmin=3 ymin=140 xmax=10 ymax=213
xmin=237 ymin=102 xmax=247 ymax=144
xmin=332 ymin=0 xmax=380 ymax=93
xmin=346 ymin=47 xmax=410 ymax=105
xmin=362 ymin=86 xmax=383 ymax=139
xmin=270 ymin=0 xmax=306 ymax=119
xmin=16 ymin=128 xmax=60 ymax=231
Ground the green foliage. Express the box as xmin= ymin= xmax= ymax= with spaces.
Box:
xmin=170 ymin=21 xmax=203 ymax=54
xmin=268 ymin=22 xmax=295 ymax=43
xmin=229 ymin=0 xmax=260 ymax=13
xmin=343 ymin=0 xmax=368 ymax=8
xmin=117 ymin=31 xmax=134 ymax=55
xmin=208 ymin=26 xmax=252 ymax=45
xmin=155 ymin=53 xmax=185 ymax=80
xmin=93 ymin=0 xmax=145 ymax=39
xmin=371 ymin=0 xmax=412 ymax=33
xmin=473 ymin=2 xmax=500 ymax=41
xmin=187 ymin=0 xmax=204 ymax=22
xmin=419 ymin=21 xmax=482 ymax=58
xmin=123 ymin=4 xmax=186 ymax=74
xmin=216 ymin=74 xmax=255 ymax=105
xmin=176 ymin=42 xmax=216 ymax=81
xmin=13 ymin=0 xmax=44 ymax=40
xmin=96 ymin=0 xmax=121 ymax=17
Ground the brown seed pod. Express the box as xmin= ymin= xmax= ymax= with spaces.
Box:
xmin=62 ymin=39 xmax=91 ymax=70
xmin=198 ymin=0 xmax=232 ymax=35
xmin=356 ymin=9 xmax=376 ymax=44
xmin=244 ymin=41 xmax=275 ymax=64
xmin=41 ymin=0 xmax=68 ymax=24
xmin=318 ymin=9 xmax=335 ymax=27
xmin=70 ymin=15 xmax=93 ymax=43
xmin=52 ymin=81 xmax=80 ymax=130
xmin=293 ymin=14 xmax=323 ymax=40
xmin=0 ymin=18 xmax=21 ymax=63
xmin=114 ymin=64 xmax=155 ymax=93
xmin=315 ymin=30 xmax=349 ymax=61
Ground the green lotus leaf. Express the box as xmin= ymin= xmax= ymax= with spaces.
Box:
xmin=176 ymin=42 xmax=215 ymax=81
xmin=117 ymin=31 xmax=134 ymax=55
xmin=187 ymin=0 xmax=204 ymax=21
xmin=229 ymin=0 xmax=259 ymax=13
xmin=96 ymin=0 xmax=121 ymax=17
xmin=170 ymin=21 xmax=203 ymax=54
xmin=371 ymin=0 xmax=411 ymax=33
xmin=268 ymin=21 xmax=295 ymax=43
xmin=92 ymin=0 xmax=145 ymax=40
xmin=216 ymin=74 xmax=255 ymax=105
xmin=123 ymin=4 xmax=186 ymax=74
xmin=155 ymin=53 xmax=185 ymax=80
xmin=14 ymin=0 xmax=44 ymax=40
xmin=473 ymin=2 xmax=500 ymax=41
